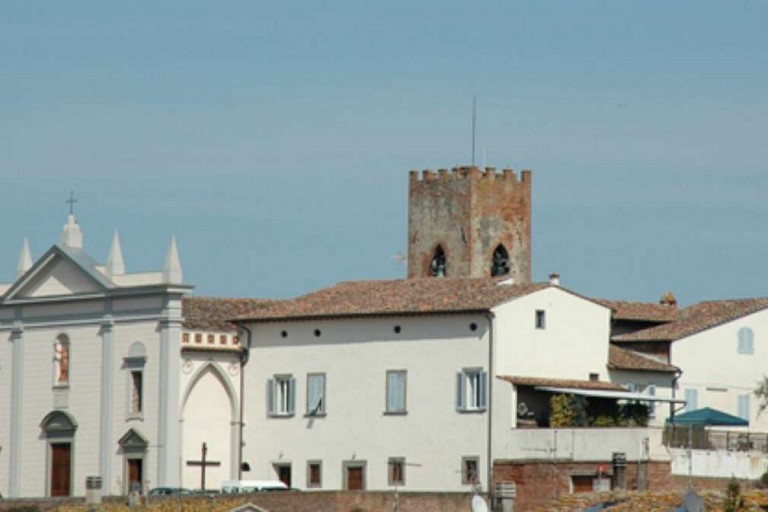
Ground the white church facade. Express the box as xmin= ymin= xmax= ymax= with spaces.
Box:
xmin=0 ymin=215 xmax=256 ymax=498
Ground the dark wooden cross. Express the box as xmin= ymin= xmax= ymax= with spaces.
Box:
xmin=65 ymin=191 xmax=78 ymax=215
xmin=186 ymin=442 xmax=221 ymax=491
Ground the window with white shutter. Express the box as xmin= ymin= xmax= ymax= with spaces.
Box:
xmin=457 ymin=369 xmax=487 ymax=412
xmin=306 ymin=373 xmax=326 ymax=416
xmin=684 ymin=389 xmax=698 ymax=412
xmin=738 ymin=394 xmax=750 ymax=421
xmin=268 ymin=375 xmax=296 ymax=417
xmin=386 ymin=370 xmax=407 ymax=414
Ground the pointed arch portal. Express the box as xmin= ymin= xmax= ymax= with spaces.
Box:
xmin=181 ymin=362 xmax=238 ymax=491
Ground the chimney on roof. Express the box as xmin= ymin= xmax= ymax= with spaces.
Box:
xmin=549 ymin=273 xmax=560 ymax=286
xmin=660 ymin=291 xmax=677 ymax=307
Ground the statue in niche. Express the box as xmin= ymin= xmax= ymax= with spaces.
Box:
xmin=54 ymin=338 xmax=70 ymax=385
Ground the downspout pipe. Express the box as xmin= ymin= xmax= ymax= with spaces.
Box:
xmin=237 ymin=323 xmax=253 ymax=481
xmin=484 ymin=311 xmax=496 ymax=501
xmin=670 ymin=368 xmax=684 ymax=420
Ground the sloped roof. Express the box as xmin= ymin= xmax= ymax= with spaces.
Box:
xmin=498 ymin=375 xmax=626 ymax=391
xmin=182 ymin=297 xmax=280 ymax=332
xmin=233 ymin=278 xmax=552 ymax=322
xmin=593 ymin=298 xmax=678 ymax=323
xmin=607 ymin=345 xmax=679 ymax=373
xmin=614 ymin=298 xmax=768 ymax=342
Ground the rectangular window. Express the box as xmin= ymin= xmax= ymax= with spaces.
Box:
xmin=738 ymin=327 xmax=754 ymax=354
xmin=268 ymin=375 xmax=296 ymax=416
xmin=386 ymin=370 xmax=407 ymax=414
xmin=130 ymin=371 xmax=143 ymax=415
xmin=535 ymin=310 xmax=546 ymax=329
xmin=456 ymin=369 xmax=488 ymax=412
xmin=388 ymin=457 xmax=405 ymax=486
xmin=307 ymin=461 xmax=322 ymax=488
xmin=684 ymin=389 xmax=698 ymax=412
xmin=461 ymin=456 xmax=480 ymax=485
xmin=738 ymin=394 xmax=750 ymax=421
xmin=306 ymin=373 xmax=326 ymax=416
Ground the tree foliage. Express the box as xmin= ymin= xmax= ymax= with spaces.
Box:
xmin=755 ymin=375 xmax=768 ymax=416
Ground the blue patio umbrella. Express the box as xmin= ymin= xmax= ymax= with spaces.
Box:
xmin=667 ymin=407 xmax=748 ymax=426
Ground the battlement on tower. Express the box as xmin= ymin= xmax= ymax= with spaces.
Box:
xmin=407 ymin=164 xmax=532 ymax=282
xmin=409 ymin=166 xmax=531 ymax=185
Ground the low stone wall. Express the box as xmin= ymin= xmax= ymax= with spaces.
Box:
xmin=0 ymin=491 xmax=476 ymax=512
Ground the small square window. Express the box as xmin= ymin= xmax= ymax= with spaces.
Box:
xmin=307 ymin=461 xmax=322 ymax=488
xmin=535 ymin=310 xmax=546 ymax=329
xmin=388 ymin=457 xmax=405 ymax=486
xmin=461 ymin=456 xmax=480 ymax=485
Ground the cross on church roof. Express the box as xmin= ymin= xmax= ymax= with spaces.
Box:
xmin=66 ymin=191 xmax=78 ymax=215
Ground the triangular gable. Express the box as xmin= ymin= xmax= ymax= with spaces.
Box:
xmin=490 ymin=284 xmax=613 ymax=313
xmin=118 ymin=428 xmax=149 ymax=450
xmin=3 ymin=245 xmax=113 ymax=301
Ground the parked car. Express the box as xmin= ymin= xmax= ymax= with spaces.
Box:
xmin=148 ymin=487 xmax=193 ymax=496
xmin=220 ymin=480 xmax=289 ymax=493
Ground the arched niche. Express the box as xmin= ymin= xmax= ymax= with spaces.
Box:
xmin=429 ymin=245 xmax=446 ymax=277
xmin=491 ymin=244 xmax=510 ymax=277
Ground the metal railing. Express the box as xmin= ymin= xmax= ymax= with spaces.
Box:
xmin=664 ymin=425 xmax=768 ymax=453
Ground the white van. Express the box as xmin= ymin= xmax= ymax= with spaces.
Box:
xmin=221 ymin=480 xmax=289 ymax=494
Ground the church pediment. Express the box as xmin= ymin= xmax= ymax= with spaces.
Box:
xmin=3 ymin=245 xmax=112 ymax=301
xmin=118 ymin=428 xmax=149 ymax=450
xmin=40 ymin=410 xmax=78 ymax=434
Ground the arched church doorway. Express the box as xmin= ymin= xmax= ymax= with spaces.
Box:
xmin=40 ymin=410 xmax=78 ymax=497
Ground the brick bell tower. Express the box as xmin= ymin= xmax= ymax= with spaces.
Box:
xmin=407 ymin=165 xmax=531 ymax=283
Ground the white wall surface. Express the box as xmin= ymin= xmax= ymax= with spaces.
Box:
xmin=670 ymin=448 xmax=768 ymax=479
xmin=492 ymin=287 xmax=612 ymax=382
xmin=0 ymin=292 xmax=183 ymax=497
xmin=242 ymin=314 xmax=491 ymax=492
xmin=494 ymin=427 xmax=669 ymax=462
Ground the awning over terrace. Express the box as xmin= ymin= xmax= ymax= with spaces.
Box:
xmin=535 ymin=386 xmax=686 ymax=404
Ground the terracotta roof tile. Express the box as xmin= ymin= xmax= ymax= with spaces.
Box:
xmin=233 ymin=278 xmax=552 ymax=322
xmin=607 ymin=345 xmax=678 ymax=373
xmin=592 ymin=298 xmax=679 ymax=323
xmin=498 ymin=375 xmax=626 ymax=391
xmin=614 ymin=298 xmax=768 ymax=342
xmin=182 ymin=297 xmax=280 ymax=332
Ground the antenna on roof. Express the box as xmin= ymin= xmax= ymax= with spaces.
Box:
xmin=471 ymin=95 xmax=477 ymax=166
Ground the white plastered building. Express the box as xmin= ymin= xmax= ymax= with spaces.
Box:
xmin=233 ymin=277 xmax=677 ymax=493
xmin=614 ymin=298 xmax=768 ymax=430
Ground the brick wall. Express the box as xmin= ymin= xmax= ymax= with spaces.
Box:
xmin=407 ymin=166 xmax=531 ymax=283
xmin=493 ymin=459 xmax=673 ymax=512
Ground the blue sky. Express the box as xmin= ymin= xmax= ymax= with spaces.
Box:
xmin=1 ymin=1 xmax=767 ymax=305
